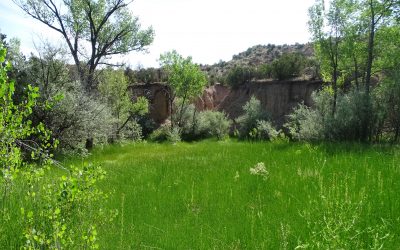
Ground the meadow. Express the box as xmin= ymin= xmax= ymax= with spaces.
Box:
xmin=62 ymin=140 xmax=400 ymax=249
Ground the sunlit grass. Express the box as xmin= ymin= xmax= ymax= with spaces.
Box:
xmin=66 ymin=140 xmax=400 ymax=249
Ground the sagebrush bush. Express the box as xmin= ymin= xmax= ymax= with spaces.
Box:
xmin=119 ymin=120 xmax=143 ymax=141
xmin=285 ymin=88 xmax=374 ymax=141
xmin=236 ymin=96 xmax=270 ymax=139
xmin=148 ymin=123 xmax=181 ymax=143
xmin=197 ymin=110 xmax=231 ymax=140
xmin=284 ymin=101 xmax=323 ymax=141
xmin=170 ymin=102 xmax=231 ymax=141
xmin=51 ymin=80 xmax=113 ymax=152
xmin=250 ymin=120 xmax=280 ymax=141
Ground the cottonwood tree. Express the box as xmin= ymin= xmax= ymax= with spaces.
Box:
xmin=159 ymin=50 xmax=207 ymax=129
xmin=14 ymin=0 xmax=154 ymax=91
xmin=359 ymin=0 xmax=397 ymax=140
xmin=308 ymin=0 xmax=354 ymax=115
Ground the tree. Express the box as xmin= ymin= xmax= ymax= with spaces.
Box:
xmin=99 ymin=68 xmax=149 ymax=140
xmin=14 ymin=0 xmax=154 ymax=91
xmin=358 ymin=0 xmax=397 ymax=140
xmin=308 ymin=0 xmax=354 ymax=115
xmin=159 ymin=50 xmax=207 ymax=129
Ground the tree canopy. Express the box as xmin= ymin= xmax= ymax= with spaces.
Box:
xmin=159 ymin=50 xmax=207 ymax=128
xmin=14 ymin=0 xmax=154 ymax=91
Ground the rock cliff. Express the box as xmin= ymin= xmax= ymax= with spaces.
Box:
xmin=130 ymin=80 xmax=322 ymax=127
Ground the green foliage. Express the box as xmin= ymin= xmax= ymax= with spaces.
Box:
xmin=285 ymin=88 xmax=373 ymax=141
xmin=21 ymin=164 xmax=114 ymax=249
xmin=249 ymin=120 xmax=280 ymax=141
xmin=373 ymin=70 xmax=400 ymax=141
xmin=226 ymin=65 xmax=255 ymax=88
xmin=284 ymin=101 xmax=324 ymax=141
xmin=196 ymin=110 xmax=231 ymax=140
xmin=159 ymin=50 xmax=207 ymax=128
xmin=236 ymin=96 xmax=270 ymax=139
xmin=133 ymin=67 xmax=165 ymax=84
xmin=15 ymin=0 xmax=154 ymax=90
xmin=0 ymin=44 xmax=113 ymax=248
xmin=148 ymin=123 xmax=181 ymax=143
xmin=160 ymin=51 xmax=207 ymax=99
xmin=99 ymin=69 xmax=149 ymax=142
xmin=271 ymin=53 xmax=306 ymax=80
xmin=255 ymin=64 xmax=273 ymax=79
xmin=0 ymin=43 xmax=51 ymax=175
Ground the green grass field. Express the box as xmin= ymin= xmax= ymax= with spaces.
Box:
xmin=63 ymin=140 xmax=400 ymax=249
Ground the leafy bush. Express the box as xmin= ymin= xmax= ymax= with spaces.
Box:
xmin=285 ymin=88 xmax=372 ymax=141
xmin=373 ymin=71 xmax=400 ymax=141
xmin=226 ymin=66 xmax=255 ymax=88
xmin=249 ymin=120 xmax=280 ymax=141
xmin=162 ymin=103 xmax=231 ymax=141
xmin=0 ymin=44 xmax=113 ymax=248
xmin=50 ymin=80 xmax=113 ymax=151
xmin=197 ymin=110 xmax=231 ymax=140
xmin=255 ymin=64 xmax=273 ymax=79
xmin=236 ymin=96 xmax=270 ymax=138
xmin=21 ymin=44 xmax=113 ymax=152
xmin=284 ymin=101 xmax=323 ymax=141
xmin=271 ymin=53 xmax=306 ymax=80
xmin=119 ymin=120 xmax=143 ymax=141
xmin=148 ymin=123 xmax=181 ymax=143
xmin=21 ymin=164 xmax=115 ymax=249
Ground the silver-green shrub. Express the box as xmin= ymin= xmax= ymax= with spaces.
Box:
xmin=251 ymin=120 xmax=280 ymax=141
xmin=236 ymin=96 xmax=271 ymax=139
xmin=285 ymin=88 xmax=374 ymax=141
xmin=197 ymin=110 xmax=231 ymax=140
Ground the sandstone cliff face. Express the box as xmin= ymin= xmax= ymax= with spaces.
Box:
xmin=198 ymin=80 xmax=322 ymax=126
xmin=194 ymin=84 xmax=230 ymax=111
xmin=129 ymin=80 xmax=322 ymax=127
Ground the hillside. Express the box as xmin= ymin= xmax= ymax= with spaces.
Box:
xmin=201 ymin=43 xmax=315 ymax=83
xmin=131 ymin=43 xmax=316 ymax=84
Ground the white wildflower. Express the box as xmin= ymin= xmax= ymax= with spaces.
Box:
xmin=249 ymin=162 xmax=269 ymax=180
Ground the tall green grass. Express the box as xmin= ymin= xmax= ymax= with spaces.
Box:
xmin=65 ymin=140 xmax=400 ymax=249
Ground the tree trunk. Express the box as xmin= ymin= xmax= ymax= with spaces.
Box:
xmin=362 ymin=1 xmax=376 ymax=142
xmin=353 ymin=55 xmax=359 ymax=90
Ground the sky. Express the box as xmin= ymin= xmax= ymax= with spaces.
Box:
xmin=0 ymin=0 xmax=315 ymax=68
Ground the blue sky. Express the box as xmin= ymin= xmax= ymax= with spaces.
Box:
xmin=0 ymin=0 xmax=315 ymax=67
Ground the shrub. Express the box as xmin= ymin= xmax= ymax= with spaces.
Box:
xmin=50 ymin=80 xmax=113 ymax=151
xmin=169 ymin=103 xmax=231 ymax=141
xmin=250 ymin=120 xmax=280 ymax=141
xmin=148 ymin=123 xmax=181 ymax=143
xmin=284 ymin=88 xmax=373 ymax=141
xmin=236 ymin=96 xmax=270 ymax=138
xmin=255 ymin=64 xmax=273 ymax=79
xmin=0 ymin=44 xmax=113 ymax=248
xmin=119 ymin=120 xmax=143 ymax=141
xmin=271 ymin=53 xmax=306 ymax=80
xmin=197 ymin=110 xmax=231 ymax=140
xmin=226 ymin=66 xmax=255 ymax=88
xmin=21 ymin=164 xmax=115 ymax=249
xmin=284 ymin=101 xmax=323 ymax=141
